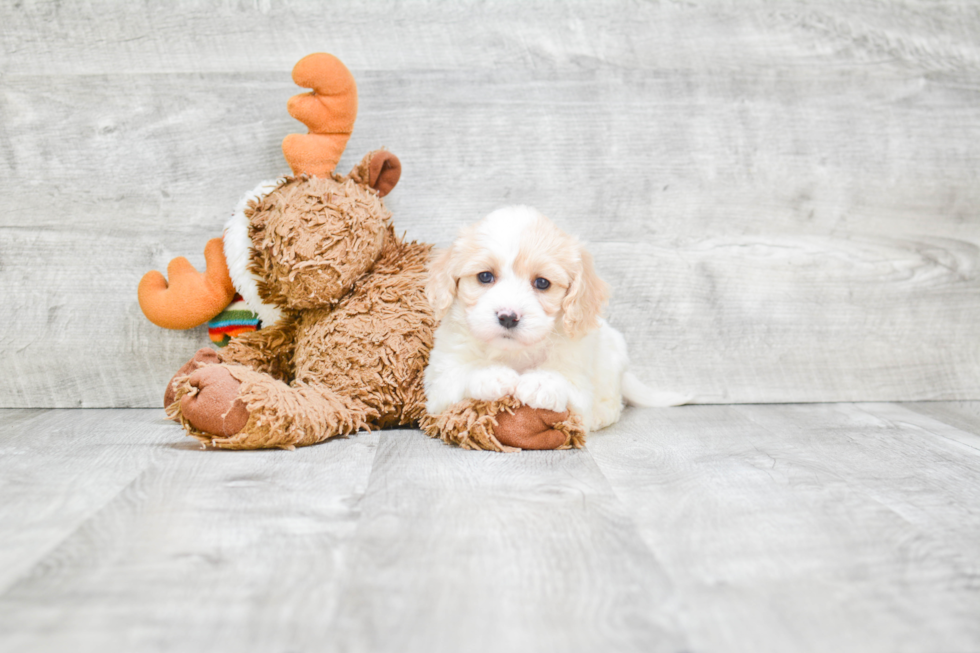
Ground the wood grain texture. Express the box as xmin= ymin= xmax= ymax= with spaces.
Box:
xmin=0 ymin=409 xmax=174 ymax=594
xmin=2 ymin=405 xmax=979 ymax=651
xmin=903 ymin=400 xmax=980 ymax=447
xmin=325 ymin=430 xmax=685 ymax=653
xmin=2 ymin=0 xmax=979 ymax=406
xmin=0 ymin=408 xmax=380 ymax=653
xmin=588 ymin=402 xmax=980 ymax=653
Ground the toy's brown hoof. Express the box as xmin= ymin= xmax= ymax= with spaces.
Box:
xmin=165 ymin=348 xmax=221 ymax=408
xmin=179 ymin=366 xmax=249 ymax=437
xmin=495 ymin=405 xmax=570 ymax=450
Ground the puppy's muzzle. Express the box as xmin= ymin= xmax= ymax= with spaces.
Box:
xmin=497 ymin=310 xmax=520 ymax=330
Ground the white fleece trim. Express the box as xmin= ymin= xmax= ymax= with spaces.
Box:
xmin=223 ymin=178 xmax=285 ymax=326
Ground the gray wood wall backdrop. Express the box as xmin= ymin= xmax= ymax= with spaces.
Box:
xmin=2 ymin=0 xmax=979 ymax=408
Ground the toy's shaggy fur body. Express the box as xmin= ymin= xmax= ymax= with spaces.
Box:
xmin=167 ymin=160 xmax=435 ymax=450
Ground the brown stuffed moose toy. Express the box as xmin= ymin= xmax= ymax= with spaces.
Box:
xmin=138 ymin=53 xmax=585 ymax=451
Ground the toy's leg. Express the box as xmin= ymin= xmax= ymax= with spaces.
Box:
xmin=171 ymin=365 xmax=250 ymax=437
xmin=495 ymin=405 xmax=584 ymax=450
xmin=164 ymin=348 xmax=220 ymax=408
xmin=168 ymin=364 xmax=377 ymax=450
xmin=420 ymin=397 xmax=586 ymax=452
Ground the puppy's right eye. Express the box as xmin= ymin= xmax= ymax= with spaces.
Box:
xmin=477 ymin=271 xmax=494 ymax=284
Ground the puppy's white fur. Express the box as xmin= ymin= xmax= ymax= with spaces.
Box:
xmin=424 ymin=205 xmax=688 ymax=433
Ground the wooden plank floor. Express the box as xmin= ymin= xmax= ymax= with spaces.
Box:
xmin=0 ymin=403 xmax=978 ymax=653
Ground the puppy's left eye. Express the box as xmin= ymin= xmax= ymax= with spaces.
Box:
xmin=533 ymin=277 xmax=551 ymax=290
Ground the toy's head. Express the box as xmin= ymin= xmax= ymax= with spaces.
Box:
xmin=226 ymin=152 xmax=400 ymax=325
xmin=138 ymin=53 xmax=401 ymax=331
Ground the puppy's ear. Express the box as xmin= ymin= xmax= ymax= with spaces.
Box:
xmin=561 ymin=246 xmax=609 ymax=339
xmin=426 ymin=244 xmax=458 ymax=320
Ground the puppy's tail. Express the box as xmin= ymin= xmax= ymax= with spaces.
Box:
xmin=622 ymin=371 xmax=693 ymax=407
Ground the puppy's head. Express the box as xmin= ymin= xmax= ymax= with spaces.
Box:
xmin=427 ymin=206 xmax=608 ymax=349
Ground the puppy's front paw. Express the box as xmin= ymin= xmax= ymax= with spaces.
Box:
xmin=515 ymin=371 xmax=570 ymax=412
xmin=468 ymin=366 xmax=521 ymax=402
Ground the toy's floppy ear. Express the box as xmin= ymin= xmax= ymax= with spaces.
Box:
xmin=281 ymin=53 xmax=358 ymax=178
xmin=348 ymin=150 xmax=401 ymax=197
xmin=367 ymin=151 xmax=401 ymax=197
xmin=138 ymin=238 xmax=237 ymax=329
xmin=561 ymin=246 xmax=609 ymax=339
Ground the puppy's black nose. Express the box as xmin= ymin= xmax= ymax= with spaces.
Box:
xmin=497 ymin=311 xmax=520 ymax=329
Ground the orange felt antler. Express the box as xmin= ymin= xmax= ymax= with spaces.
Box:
xmin=138 ymin=238 xmax=236 ymax=329
xmin=281 ymin=53 xmax=358 ymax=177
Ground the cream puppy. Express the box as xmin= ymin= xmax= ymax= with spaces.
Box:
xmin=424 ymin=205 xmax=688 ymax=433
